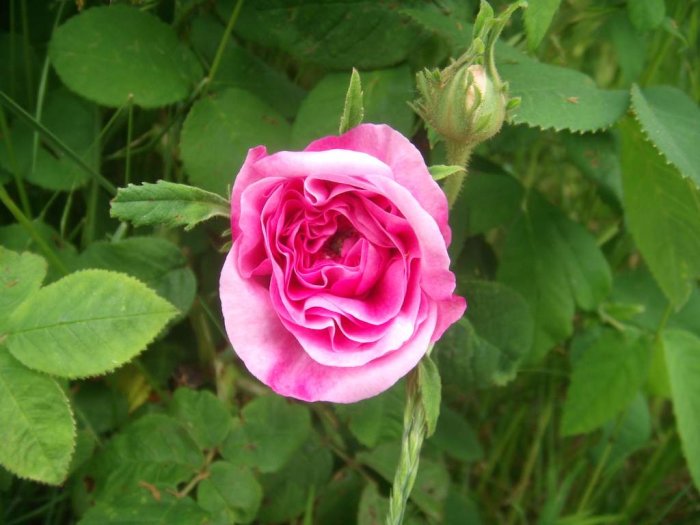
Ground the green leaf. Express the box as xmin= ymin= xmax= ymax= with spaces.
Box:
xmin=460 ymin=170 xmax=524 ymax=235
xmin=0 ymin=220 xmax=79 ymax=282
xmin=197 ymin=461 xmax=262 ymax=524
xmin=221 ymin=396 xmax=311 ymax=473
xmin=429 ymin=165 xmax=466 ymax=182
xmin=233 ymin=0 xmax=421 ymax=70
xmin=418 ymin=356 xmax=441 ymax=437
xmin=429 ymin=406 xmax=484 ymax=463
xmin=501 ymin=61 xmax=629 ymax=132
xmin=524 ymin=0 xmax=561 ymax=51
xmin=78 ymin=237 xmax=196 ymax=316
xmin=593 ymin=392 xmax=651 ymax=472
xmin=631 ymin=84 xmax=700 ymax=187
xmin=3 ymin=269 xmax=178 ymax=378
xmin=89 ymin=413 xmax=203 ymax=502
xmin=169 ymin=388 xmax=232 ymax=450
xmin=627 ymin=0 xmax=665 ymax=31
xmin=561 ymin=329 xmax=650 ymax=436
xmin=180 ymin=88 xmax=291 ymax=194
xmin=357 ymin=483 xmax=389 ymax=525
xmin=436 ymin=281 xmax=533 ymax=389
xmin=335 ymin=381 xmax=405 ymax=448
xmin=73 ymin=382 xmax=129 ymax=435
xmin=79 ymin=491 xmax=211 ymax=525
xmin=0 ymin=33 xmax=39 ymax=109
xmin=339 ymin=68 xmax=364 ymax=134
xmin=0 ymin=350 xmax=75 ymax=485
xmin=110 ymin=181 xmax=230 ymax=230
xmin=49 ymin=5 xmax=202 ymax=108
xmin=620 ymin=118 xmax=700 ymax=308
xmin=497 ymin=192 xmax=612 ymax=359
xmin=258 ymin=432 xmax=333 ymax=524
xmin=0 ymin=89 xmax=99 ymax=191
xmin=0 ymin=248 xmax=46 ymax=322
xmin=663 ymin=329 xmax=700 ymax=491
xmin=315 ymin=470 xmax=364 ymax=525
xmin=292 ymin=66 xmax=415 ymax=148
xmin=189 ymin=13 xmax=305 ymax=119
xmin=561 ymin=130 xmax=623 ymax=204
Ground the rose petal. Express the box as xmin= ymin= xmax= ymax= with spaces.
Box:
xmin=220 ymin=247 xmax=437 ymax=402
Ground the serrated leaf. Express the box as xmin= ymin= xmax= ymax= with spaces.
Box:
xmin=221 ymin=396 xmax=310 ymax=473
xmin=49 ymin=5 xmax=202 ymax=108
xmin=418 ymin=356 xmax=441 ymax=437
xmin=501 ymin=61 xmax=629 ymax=132
xmin=89 ymin=413 xmax=203 ymax=502
xmin=631 ymin=84 xmax=700 ymax=187
xmin=0 ymin=350 xmax=75 ymax=485
xmin=339 ymin=68 xmax=364 ymax=134
xmin=3 ymin=270 xmax=178 ymax=378
xmin=436 ymin=281 xmax=533 ymax=389
xmin=78 ymin=237 xmax=196 ymax=316
xmin=169 ymin=388 xmax=232 ymax=450
xmin=233 ymin=0 xmax=420 ymax=70
xmin=663 ymin=329 xmax=700 ymax=491
xmin=561 ymin=329 xmax=650 ymax=436
xmin=524 ymin=0 xmax=561 ymax=51
xmin=0 ymin=248 xmax=46 ymax=322
xmin=180 ymin=88 xmax=290 ymax=194
xmin=292 ymin=66 xmax=415 ymax=148
xmin=110 ymin=181 xmax=230 ymax=230
xmin=197 ymin=461 xmax=262 ymax=524
xmin=497 ymin=192 xmax=612 ymax=359
xmin=627 ymin=0 xmax=665 ymax=31
xmin=79 ymin=490 xmax=211 ymax=525
xmin=620 ymin=118 xmax=700 ymax=308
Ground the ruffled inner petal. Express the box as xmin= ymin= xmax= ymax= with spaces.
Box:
xmin=240 ymin=173 xmax=427 ymax=368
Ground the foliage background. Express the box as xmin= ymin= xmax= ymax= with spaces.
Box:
xmin=0 ymin=0 xmax=699 ymax=523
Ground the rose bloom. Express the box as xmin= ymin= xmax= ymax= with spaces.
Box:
xmin=220 ymin=124 xmax=466 ymax=403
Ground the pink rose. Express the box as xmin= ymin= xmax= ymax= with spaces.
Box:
xmin=219 ymin=124 xmax=466 ymax=403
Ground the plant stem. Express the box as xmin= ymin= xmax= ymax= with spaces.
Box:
xmin=0 ymin=184 xmax=68 ymax=275
xmin=443 ymin=141 xmax=472 ymax=208
xmin=124 ymin=96 xmax=134 ymax=186
xmin=204 ymin=0 xmax=245 ymax=94
xmin=386 ymin=370 xmax=426 ymax=525
xmin=0 ymin=104 xmax=31 ymax=217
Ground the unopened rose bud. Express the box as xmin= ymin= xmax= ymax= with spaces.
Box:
xmin=421 ymin=63 xmax=507 ymax=146
xmin=413 ymin=1 xmax=525 ymax=150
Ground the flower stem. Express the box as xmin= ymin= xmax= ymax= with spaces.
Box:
xmin=443 ymin=141 xmax=472 ymax=209
xmin=386 ymin=370 xmax=426 ymax=525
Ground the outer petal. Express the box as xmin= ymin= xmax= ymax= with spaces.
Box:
xmin=220 ymin=247 xmax=437 ymax=403
xmin=305 ymin=124 xmax=452 ymax=244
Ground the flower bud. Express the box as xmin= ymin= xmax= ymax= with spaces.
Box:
xmin=417 ymin=63 xmax=507 ymax=146
xmin=413 ymin=1 xmax=525 ymax=149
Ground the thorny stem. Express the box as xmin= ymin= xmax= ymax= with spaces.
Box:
xmin=443 ymin=141 xmax=473 ymax=208
xmin=386 ymin=369 xmax=426 ymax=525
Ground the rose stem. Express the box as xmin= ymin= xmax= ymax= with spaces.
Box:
xmin=443 ymin=141 xmax=473 ymax=209
xmin=386 ymin=369 xmax=426 ymax=525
